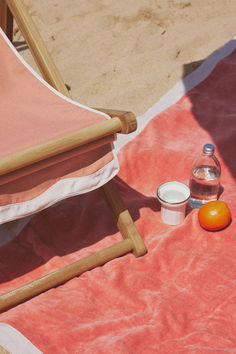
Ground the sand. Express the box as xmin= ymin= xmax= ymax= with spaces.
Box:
xmin=14 ymin=0 xmax=236 ymax=116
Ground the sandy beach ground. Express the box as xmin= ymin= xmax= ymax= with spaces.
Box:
xmin=14 ymin=0 xmax=236 ymax=116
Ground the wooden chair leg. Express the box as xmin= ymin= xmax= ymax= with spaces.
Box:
xmin=101 ymin=180 xmax=147 ymax=257
xmin=0 ymin=0 xmax=13 ymax=41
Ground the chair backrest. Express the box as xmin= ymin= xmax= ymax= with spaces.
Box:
xmin=0 ymin=28 xmax=121 ymax=224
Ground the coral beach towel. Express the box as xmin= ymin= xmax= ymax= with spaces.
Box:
xmin=0 ymin=38 xmax=236 ymax=352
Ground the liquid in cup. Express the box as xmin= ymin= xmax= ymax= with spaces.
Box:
xmin=157 ymin=181 xmax=190 ymax=225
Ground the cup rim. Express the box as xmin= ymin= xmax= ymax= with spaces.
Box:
xmin=157 ymin=181 xmax=190 ymax=206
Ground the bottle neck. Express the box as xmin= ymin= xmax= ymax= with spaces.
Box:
xmin=203 ymin=151 xmax=214 ymax=157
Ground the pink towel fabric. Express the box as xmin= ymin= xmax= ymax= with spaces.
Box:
xmin=0 ymin=43 xmax=236 ymax=352
xmin=0 ymin=29 xmax=119 ymax=224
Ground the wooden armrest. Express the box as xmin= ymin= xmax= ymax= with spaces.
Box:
xmin=0 ymin=117 xmax=126 ymax=177
xmin=93 ymin=108 xmax=137 ymax=134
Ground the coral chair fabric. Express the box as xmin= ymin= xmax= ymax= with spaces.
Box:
xmin=0 ymin=38 xmax=236 ymax=352
xmin=0 ymin=29 xmax=119 ymax=224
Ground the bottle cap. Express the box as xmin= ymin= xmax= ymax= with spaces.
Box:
xmin=203 ymin=143 xmax=214 ymax=155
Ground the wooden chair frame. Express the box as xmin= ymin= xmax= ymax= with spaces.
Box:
xmin=0 ymin=0 xmax=147 ymax=312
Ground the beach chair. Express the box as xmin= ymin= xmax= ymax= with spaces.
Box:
xmin=0 ymin=0 xmax=146 ymax=312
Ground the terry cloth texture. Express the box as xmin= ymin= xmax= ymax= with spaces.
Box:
xmin=0 ymin=41 xmax=235 ymax=352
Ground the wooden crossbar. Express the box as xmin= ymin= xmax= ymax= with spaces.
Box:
xmin=0 ymin=239 xmax=134 ymax=312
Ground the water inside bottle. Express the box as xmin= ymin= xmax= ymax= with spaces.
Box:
xmin=189 ymin=165 xmax=220 ymax=208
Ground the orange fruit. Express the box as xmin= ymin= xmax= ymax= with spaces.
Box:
xmin=198 ymin=200 xmax=231 ymax=231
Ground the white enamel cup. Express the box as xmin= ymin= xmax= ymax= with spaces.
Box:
xmin=157 ymin=181 xmax=190 ymax=225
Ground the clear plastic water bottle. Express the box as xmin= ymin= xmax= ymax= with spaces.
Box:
xmin=189 ymin=143 xmax=221 ymax=208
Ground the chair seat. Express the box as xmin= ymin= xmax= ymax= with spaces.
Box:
xmin=0 ymin=30 xmax=119 ymax=223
